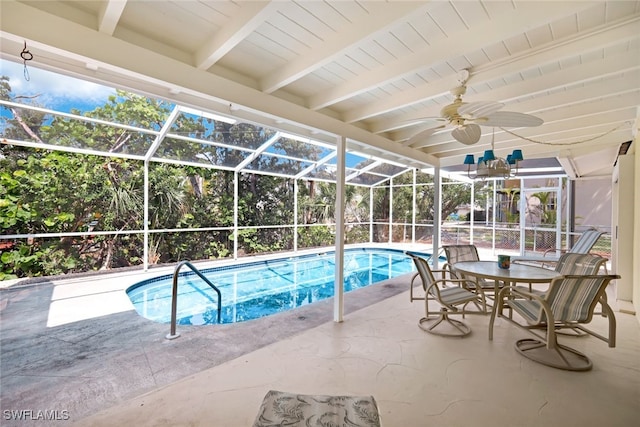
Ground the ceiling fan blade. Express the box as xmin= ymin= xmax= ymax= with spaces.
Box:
xmin=406 ymin=125 xmax=445 ymax=147
xmin=458 ymin=101 xmax=504 ymax=118
xmin=452 ymin=124 xmax=481 ymax=145
xmin=482 ymin=111 xmax=544 ymax=127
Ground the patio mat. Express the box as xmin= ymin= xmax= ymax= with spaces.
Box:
xmin=252 ymin=390 xmax=381 ymax=427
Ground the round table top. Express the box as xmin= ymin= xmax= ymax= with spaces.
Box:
xmin=453 ymin=261 xmax=560 ymax=283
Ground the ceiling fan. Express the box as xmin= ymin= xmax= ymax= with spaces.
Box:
xmin=407 ymin=70 xmax=544 ymax=146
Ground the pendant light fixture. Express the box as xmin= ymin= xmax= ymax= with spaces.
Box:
xmin=463 ymin=128 xmax=523 ymax=180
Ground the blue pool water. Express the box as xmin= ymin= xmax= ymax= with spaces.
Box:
xmin=126 ymin=248 xmax=429 ymax=325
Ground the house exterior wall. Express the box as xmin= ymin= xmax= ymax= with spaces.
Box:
xmin=612 ymin=152 xmax=637 ymax=318
xmin=575 ymin=178 xmax=612 ymax=232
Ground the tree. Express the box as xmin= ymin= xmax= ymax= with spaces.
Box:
xmin=530 ymin=190 xmax=556 ymax=225
xmin=1 ymin=73 xmax=470 ymax=279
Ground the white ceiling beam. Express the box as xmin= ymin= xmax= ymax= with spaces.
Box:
xmin=259 ymin=1 xmax=429 ymax=94
xmin=308 ymin=1 xmax=587 ymax=111
xmin=433 ymin=112 xmax=636 ymax=162
xmin=480 ymin=51 xmax=640 ymax=105
xmin=98 ymin=0 xmax=127 ymax=35
xmin=564 ymin=149 xmax=616 ymax=177
xmin=475 ymin=52 xmax=640 ymax=105
xmin=195 ymin=1 xmax=282 ymax=70
xmin=396 ymin=50 xmax=640 ymax=146
xmin=0 ymin=0 xmax=440 ymax=168
xmin=375 ymin=69 xmax=638 ymax=138
xmin=420 ymin=103 xmax=637 ymax=156
xmin=505 ymin=71 xmax=640 ymax=115
xmin=390 ymin=45 xmax=640 ymax=137
xmin=556 ymin=157 xmax=578 ymax=179
xmin=519 ymin=130 xmax=629 ymax=160
xmin=420 ymin=101 xmax=636 ymax=157
xmin=532 ymin=91 xmax=640 ymax=127
xmin=363 ymin=17 xmax=640 ymax=129
xmin=414 ymin=88 xmax=639 ymax=152
xmin=438 ymin=129 xmax=631 ymax=168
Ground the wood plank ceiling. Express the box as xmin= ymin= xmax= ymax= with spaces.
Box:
xmin=1 ymin=0 xmax=639 ymax=179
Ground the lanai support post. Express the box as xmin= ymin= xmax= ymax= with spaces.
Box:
xmin=293 ymin=179 xmax=298 ymax=252
xmin=233 ymin=171 xmax=239 ymax=260
xmin=412 ymin=168 xmax=417 ymax=243
xmin=433 ymin=167 xmax=441 ymax=269
xmin=334 ymin=135 xmax=346 ymax=323
xmin=143 ymin=160 xmax=149 ymax=271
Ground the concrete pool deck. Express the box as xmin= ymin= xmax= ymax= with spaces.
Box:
xmin=1 ymin=245 xmax=638 ymax=426
xmin=0 ymin=245 xmax=425 ymax=426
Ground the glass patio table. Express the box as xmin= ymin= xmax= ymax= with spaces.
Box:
xmin=452 ymin=261 xmax=561 ymax=311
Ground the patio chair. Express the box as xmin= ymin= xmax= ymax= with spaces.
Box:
xmin=554 ymin=252 xmax=608 ymax=275
xmin=407 ymin=252 xmax=487 ymax=337
xmin=512 ymin=228 xmax=604 ymax=269
xmin=522 ymin=252 xmax=609 ymax=294
xmin=408 ymin=248 xmax=458 ymax=302
xmin=489 ymin=273 xmax=620 ymax=371
xmin=442 ymin=245 xmax=501 ymax=297
xmin=520 ymin=252 xmax=611 ymax=337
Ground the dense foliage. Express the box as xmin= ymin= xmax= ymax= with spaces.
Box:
xmin=0 ymin=76 xmax=470 ymax=280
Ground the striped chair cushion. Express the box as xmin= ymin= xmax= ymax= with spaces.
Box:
xmin=569 ymin=229 xmax=603 ymax=254
xmin=555 ymin=253 xmax=605 ymax=275
xmin=411 ymin=255 xmax=436 ymax=292
xmin=444 ymin=245 xmax=480 ymax=263
xmin=509 ymin=276 xmax=606 ymax=324
xmin=547 ymin=276 xmax=603 ymax=322
xmin=440 ymin=286 xmax=479 ymax=306
xmin=508 ymin=299 xmax=541 ymax=324
xmin=443 ymin=245 xmax=496 ymax=290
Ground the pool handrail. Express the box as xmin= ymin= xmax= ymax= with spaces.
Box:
xmin=166 ymin=260 xmax=222 ymax=340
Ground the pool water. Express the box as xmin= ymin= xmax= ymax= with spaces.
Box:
xmin=126 ymin=248 xmax=428 ymax=325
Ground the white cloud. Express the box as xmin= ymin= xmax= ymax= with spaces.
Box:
xmin=1 ymin=59 xmax=116 ymax=111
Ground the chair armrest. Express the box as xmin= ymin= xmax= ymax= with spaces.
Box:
xmin=432 ymin=267 xmax=458 ymax=281
xmin=543 ymin=248 xmax=567 ymax=257
xmin=441 ymin=262 xmax=467 ymax=280
xmin=493 ymin=285 xmax=545 ymax=316
xmin=441 ymin=263 xmax=454 ymax=271
xmin=501 ymin=286 xmax=545 ymax=301
xmin=428 ymin=277 xmax=487 ymax=313
xmin=435 ymin=276 xmax=486 ymax=298
xmin=494 ymin=285 xmax=555 ymax=334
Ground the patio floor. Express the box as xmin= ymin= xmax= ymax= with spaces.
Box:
xmin=1 ymin=247 xmax=639 ymax=426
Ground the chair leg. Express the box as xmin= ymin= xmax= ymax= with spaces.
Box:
xmin=514 ymin=338 xmax=593 ymax=371
xmin=419 ymin=309 xmax=471 ymax=337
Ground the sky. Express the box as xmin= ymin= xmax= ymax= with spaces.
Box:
xmin=1 ymin=58 xmax=116 ymax=113
xmin=0 ymin=58 xmax=368 ymax=169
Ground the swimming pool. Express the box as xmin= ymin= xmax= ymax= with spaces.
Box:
xmin=126 ymin=248 xmax=429 ymax=325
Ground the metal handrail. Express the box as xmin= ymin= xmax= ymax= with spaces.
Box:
xmin=166 ymin=260 xmax=222 ymax=340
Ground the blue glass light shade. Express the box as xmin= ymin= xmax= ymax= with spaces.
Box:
xmin=463 ymin=154 xmax=475 ymax=165
xmin=483 ymin=150 xmax=496 ymax=161
xmin=477 ymin=156 xmax=484 ymax=164
xmin=506 ymin=154 xmax=515 ymax=164
xmin=511 ymin=149 xmax=524 ymax=161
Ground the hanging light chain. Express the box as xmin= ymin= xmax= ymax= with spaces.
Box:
xmin=499 ymin=121 xmax=631 ymax=146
